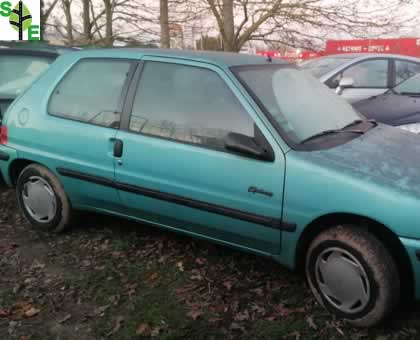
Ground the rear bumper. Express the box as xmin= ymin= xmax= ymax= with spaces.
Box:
xmin=399 ymin=236 xmax=420 ymax=300
xmin=0 ymin=145 xmax=17 ymax=187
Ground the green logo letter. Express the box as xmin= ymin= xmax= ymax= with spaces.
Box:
xmin=9 ymin=1 xmax=32 ymax=40
xmin=0 ymin=1 xmax=12 ymax=17
xmin=28 ymin=25 xmax=39 ymax=40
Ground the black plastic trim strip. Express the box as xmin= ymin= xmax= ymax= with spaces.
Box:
xmin=416 ymin=250 xmax=420 ymax=262
xmin=0 ymin=151 xmax=10 ymax=161
xmin=56 ymin=167 xmax=295 ymax=232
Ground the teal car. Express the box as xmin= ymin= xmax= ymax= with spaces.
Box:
xmin=0 ymin=48 xmax=419 ymax=327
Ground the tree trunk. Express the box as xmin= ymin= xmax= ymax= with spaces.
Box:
xmin=62 ymin=0 xmax=73 ymax=45
xmin=222 ymin=0 xmax=236 ymax=51
xmin=82 ymin=0 xmax=91 ymax=44
xmin=160 ymin=0 xmax=170 ymax=48
xmin=41 ymin=0 xmax=59 ymax=41
xmin=103 ymin=0 xmax=113 ymax=46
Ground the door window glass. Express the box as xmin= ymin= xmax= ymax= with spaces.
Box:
xmin=49 ymin=59 xmax=132 ymax=128
xmin=329 ymin=59 xmax=388 ymax=88
xmin=129 ymin=61 xmax=255 ymax=150
xmin=395 ymin=60 xmax=420 ymax=84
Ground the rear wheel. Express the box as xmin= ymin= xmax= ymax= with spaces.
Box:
xmin=16 ymin=164 xmax=72 ymax=232
xmin=305 ymin=225 xmax=400 ymax=327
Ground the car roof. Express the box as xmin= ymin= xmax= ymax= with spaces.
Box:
xmin=308 ymin=53 xmax=420 ymax=81
xmin=68 ymin=48 xmax=287 ymax=67
xmin=0 ymin=47 xmax=59 ymax=58
xmin=318 ymin=53 xmax=420 ymax=62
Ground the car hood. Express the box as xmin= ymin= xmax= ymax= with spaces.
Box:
xmin=303 ymin=124 xmax=420 ymax=198
xmin=353 ymin=93 xmax=420 ymax=126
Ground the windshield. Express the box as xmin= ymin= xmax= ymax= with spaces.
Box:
xmin=0 ymin=55 xmax=53 ymax=97
xmin=234 ymin=65 xmax=362 ymax=145
xmin=301 ymin=56 xmax=354 ymax=78
xmin=393 ymin=73 xmax=420 ymax=95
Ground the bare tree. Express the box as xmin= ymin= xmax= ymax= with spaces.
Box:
xmin=205 ymin=0 xmax=415 ymax=52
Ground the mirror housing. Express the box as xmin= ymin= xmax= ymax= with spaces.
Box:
xmin=336 ymin=77 xmax=354 ymax=95
xmin=224 ymin=132 xmax=273 ymax=161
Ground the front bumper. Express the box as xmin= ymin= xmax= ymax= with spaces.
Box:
xmin=400 ymin=236 xmax=420 ymax=299
xmin=0 ymin=144 xmax=17 ymax=187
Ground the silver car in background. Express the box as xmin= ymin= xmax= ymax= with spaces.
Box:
xmin=301 ymin=53 xmax=420 ymax=103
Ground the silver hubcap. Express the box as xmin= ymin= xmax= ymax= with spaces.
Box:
xmin=315 ymin=247 xmax=370 ymax=314
xmin=22 ymin=176 xmax=57 ymax=223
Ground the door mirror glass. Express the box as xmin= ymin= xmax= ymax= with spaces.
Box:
xmin=225 ymin=132 xmax=271 ymax=161
xmin=336 ymin=77 xmax=354 ymax=95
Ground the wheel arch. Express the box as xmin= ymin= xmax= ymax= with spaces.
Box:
xmin=9 ymin=158 xmax=41 ymax=186
xmin=296 ymin=212 xmax=414 ymax=302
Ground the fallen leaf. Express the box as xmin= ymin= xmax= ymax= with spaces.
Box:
xmin=59 ymin=314 xmax=71 ymax=324
xmin=195 ymin=257 xmax=206 ymax=265
xmin=230 ymin=322 xmax=245 ymax=332
xmin=136 ymin=323 xmax=151 ymax=336
xmin=286 ymin=331 xmax=301 ymax=339
xmin=149 ymin=273 xmax=158 ymax=281
xmin=223 ymin=281 xmax=234 ymax=291
xmin=151 ymin=327 xmax=162 ymax=337
xmin=176 ymin=261 xmax=184 ymax=272
xmin=94 ymin=305 xmax=109 ymax=316
xmin=306 ymin=315 xmax=317 ymax=330
xmin=107 ymin=316 xmax=124 ymax=336
xmin=335 ymin=326 xmax=345 ymax=336
xmin=24 ymin=307 xmax=40 ymax=318
xmin=187 ymin=310 xmax=203 ymax=320
xmin=0 ymin=309 xmax=9 ymax=318
xmin=234 ymin=310 xmax=250 ymax=321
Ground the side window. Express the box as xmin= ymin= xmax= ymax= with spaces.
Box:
xmin=0 ymin=55 xmax=52 ymax=96
xmin=328 ymin=59 xmax=388 ymax=88
xmin=49 ymin=59 xmax=132 ymax=128
xmin=129 ymin=61 xmax=255 ymax=150
xmin=395 ymin=60 xmax=420 ymax=84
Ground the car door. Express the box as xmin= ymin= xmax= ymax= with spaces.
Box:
xmin=42 ymin=58 xmax=137 ymax=210
xmin=114 ymin=57 xmax=286 ymax=255
xmin=327 ymin=58 xmax=390 ymax=103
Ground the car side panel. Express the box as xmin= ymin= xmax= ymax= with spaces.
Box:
xmin=2 ymin=54 xmax=138 ymax=211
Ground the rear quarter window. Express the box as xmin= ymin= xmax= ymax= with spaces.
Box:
xmin=48 ymin=59 xmax=133 ymax=128
xmin=0 ymin=55 xmax=53 ymax=97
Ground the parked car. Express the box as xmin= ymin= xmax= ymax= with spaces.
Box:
xmin=301 ymin=53 xmax=420 ymax=103
xmin=0 ymin=48 xmax=63 ymax=117
xmin=1 ymin=48 xmax=420 ymax=327
xmin=353 ymin=73 xmax=420 ymax=132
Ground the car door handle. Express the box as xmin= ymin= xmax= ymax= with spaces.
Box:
xmin=113 ymin=139 xmax=124 ymax=158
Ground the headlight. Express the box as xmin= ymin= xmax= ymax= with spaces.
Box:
xmin=398 ymin=123 xmax=420 ymax=134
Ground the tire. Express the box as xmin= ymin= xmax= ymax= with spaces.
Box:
xmin=305 ymin=225 xmax=400 ymax=327
xmin=16 ymin=164 xmax=72 ymax=232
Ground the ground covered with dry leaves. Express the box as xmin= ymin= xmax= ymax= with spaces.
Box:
xmin=1 ymin=188 xmax=420 ymax=339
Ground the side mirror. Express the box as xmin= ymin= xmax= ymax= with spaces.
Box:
xmin=336 ymin=77 xmax=354 ymax=95
xmin=224 ymin=132 xmax=272 ymax=161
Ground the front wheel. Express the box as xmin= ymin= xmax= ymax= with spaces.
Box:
xmin=305 ymin=225 xmax=400 ymax=327
xmin=16 ymin=164 xmax=72 ymax=232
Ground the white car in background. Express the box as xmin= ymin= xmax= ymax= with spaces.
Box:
xmin=301 ymin=53 xmax=420 ymax=103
